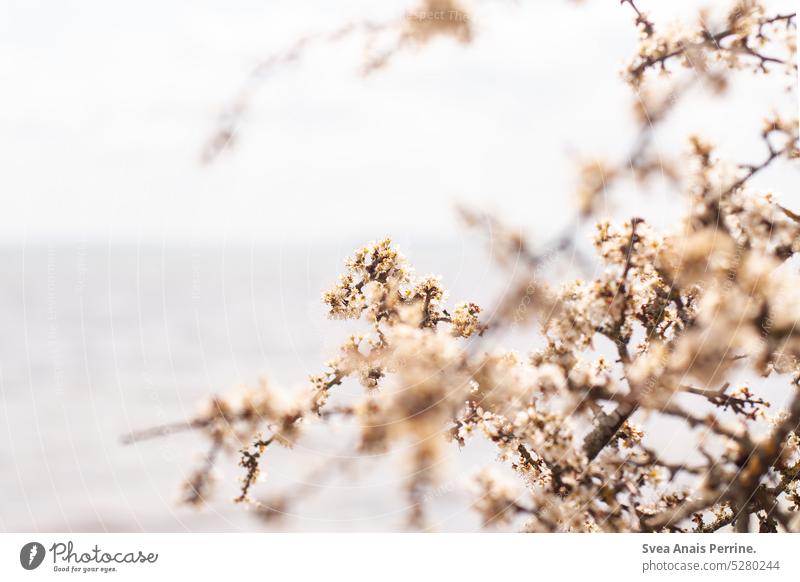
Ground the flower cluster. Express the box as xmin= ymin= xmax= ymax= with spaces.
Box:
xmin=130 ymin=0 xmax=800 ymax=532
xmin=624 ymin=0 xmax=797 ymax=86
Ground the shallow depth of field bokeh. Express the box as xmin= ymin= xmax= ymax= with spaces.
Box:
xmin=1 ymin=0 xmax=798 ymax=532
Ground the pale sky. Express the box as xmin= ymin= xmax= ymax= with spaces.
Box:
xmin=1 ymin=0 xmax=796 ymax=244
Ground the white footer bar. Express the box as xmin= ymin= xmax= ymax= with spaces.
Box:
xmin=2 ymin=533 xmax=798 ymax=581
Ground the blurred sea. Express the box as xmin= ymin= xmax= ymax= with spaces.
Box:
xmin=0 ymin=239 xmax=519 ymax=532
